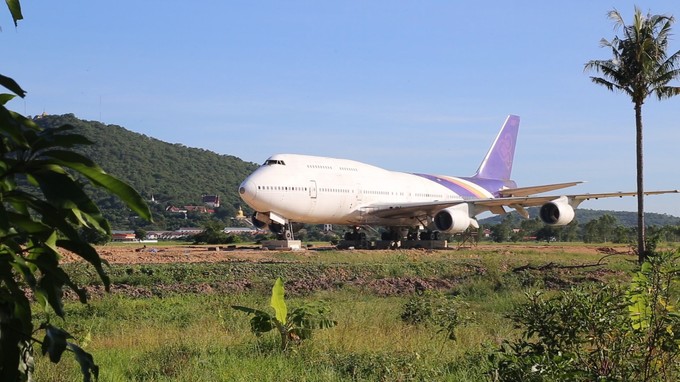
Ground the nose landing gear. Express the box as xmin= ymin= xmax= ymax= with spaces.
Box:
xmin=271 ymin=222 xmax=295 ymax=240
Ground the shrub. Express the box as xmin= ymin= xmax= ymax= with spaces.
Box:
xmin=490 ymin=250 xmax=680 ymax=381
xmin=401 ymin=290 xmax=469 ymax=340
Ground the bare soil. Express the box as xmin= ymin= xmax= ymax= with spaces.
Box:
xmin=64 ymin=243 xmax=631 ymax=265
xmin=62 ymin=245 xmax=281 ymax=265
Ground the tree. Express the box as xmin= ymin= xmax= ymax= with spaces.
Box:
xmin=585 ymin=7 xmax=680 ymax=262
xmin=134 ymin=228 xmax=148 ymax=241
xmin=1 ymin=3 xmax=152 ymax=380
xmin=491 ymin=214 xmax=515 ymax=243
xmin=193 ymin=221 xmax=230 ymax=244
xmin=558 ymin=220 xmax=580 ymax=242
xmin=582 ymin=214 xmax=620 ymax=243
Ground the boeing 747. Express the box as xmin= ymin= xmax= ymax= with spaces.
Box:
xmin=238 ymin=115 xmax=678 ymax=241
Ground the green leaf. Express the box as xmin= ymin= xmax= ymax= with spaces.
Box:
xmin=0 ymin=106 xmax=30 ymax=147
xmin=0 ymin=93 xmax=15 ymax=105
xmin=43 ymin=151 xmax=152 ymax=222
xmin=4 ymin=0 xmax=24 ymax=27
xmin=271 ymin=277 xmax=287 ymax=325
xmin=231 ymin=305 xmax=269 ymax=316
xmin=31 ymin=169 xmax=110 ymax=232
xmin=0 ymin=74 xmax=25 ymax=96
xmin=41 ymin=324 xmax=72 ymax=363
xmin=67 ymin=342 xmax=99 ymax=382
xmin=31 ymin=130 xmax=93 ymax=152
xmin=231 ymin=305 xmax=275 ymax=334
xmin=56 ymin=239 xmax=110 ymax=292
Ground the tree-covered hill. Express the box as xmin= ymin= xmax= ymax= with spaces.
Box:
xmin=34 ymin=114 xmax=259 ymax=229
xmin=479 ymin=207 xmax=680 ymax=228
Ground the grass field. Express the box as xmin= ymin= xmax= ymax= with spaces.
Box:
xmin=32 ymin=243 xmax=651 ymax=381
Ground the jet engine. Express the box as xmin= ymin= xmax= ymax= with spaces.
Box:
xmin=539 ymin=199 xmax=575 ymax=226
xmin=433 ymin=207 xmax=472 ymax=233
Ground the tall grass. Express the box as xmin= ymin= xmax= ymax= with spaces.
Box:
xmin=34 ymin=245 xmax=635 ymax=381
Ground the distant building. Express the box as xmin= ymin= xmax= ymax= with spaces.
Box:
xmin=202 ymin=194 xmax=220 ymax=208
xmin=184 ymin=205 xmax=213 ymax=214
xmin=166 ymin=206 xmax=187 ymax=214
xmin=112 ymin=231 xmax=136 ymax=242
xmin=177 ymin=227 xmax=202 ymax=235
xmin=224 ymin=227 xmax=259 ymax=235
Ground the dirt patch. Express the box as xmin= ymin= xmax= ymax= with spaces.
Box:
xmin=62 ymin=245 xmax=287 ymax=265
xmin=61 ymin=243 xmax=630 ymax=266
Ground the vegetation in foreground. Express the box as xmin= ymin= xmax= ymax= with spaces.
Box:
xmin=28 ymin=244 xmax=680 ymax=381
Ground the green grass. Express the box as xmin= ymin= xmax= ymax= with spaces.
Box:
xmin=34 ymin=244 xmax=643 ymax=381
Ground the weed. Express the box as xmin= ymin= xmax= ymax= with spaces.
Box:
xmin=401 ymin=290 xmax=470 ymax=341
xmin=126 ymin=343 xmax=199 ymax=380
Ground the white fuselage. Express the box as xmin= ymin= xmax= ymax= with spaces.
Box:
xmin=239 ymin=153 xmax=499 ymax=227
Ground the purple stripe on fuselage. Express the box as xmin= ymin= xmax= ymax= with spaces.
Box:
xmin=413 ymin=173 xmax=517 ymax=198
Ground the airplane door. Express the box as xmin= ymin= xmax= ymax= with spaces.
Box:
xmin=356 ymin=183 xmax=362 ymax=201
xmin=309 ymin=180 xmax=317 ymax=199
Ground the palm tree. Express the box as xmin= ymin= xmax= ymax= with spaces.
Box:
xmin=585 ymin=7 xmax=680 ymax=263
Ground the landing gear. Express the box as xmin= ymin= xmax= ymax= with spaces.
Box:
xmin=380 ymin=230 xmax=398 ymax=241
xmin=419 ymin=231 xmax=440 ymax=240
xmin=381 ymin=227 xmax=410 ymax=241
xmin=271 ymin=222 xmax=295 ymax=240
xmin=284 ymin=230 xmax=293 ymax=240
xmin=344 ymin=226 xmax=366 ymax=241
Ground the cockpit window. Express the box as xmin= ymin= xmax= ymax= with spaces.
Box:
xmin=264 ymin=159 xmax=286 ymax=166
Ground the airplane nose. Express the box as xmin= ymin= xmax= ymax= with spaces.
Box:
xmin=238 ymin=179 xmax=258 ymax=205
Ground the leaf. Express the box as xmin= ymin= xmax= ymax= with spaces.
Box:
xmin=18 ymin=340 xmax=35 ymax=382
xmin=44 ymin=151 xmax=152 ymax=222
xmin=31 ymin=131 xmax=93 ymax=152
xmin=67 ymin=342 xmax=99 ymax=382
xmin=0 ymin=74 xmax=26 ymax=96
xmin=231 ymin=305 xmax=275 ymax=334
xmin=0 ymin=93 xmax=15 ymax=105
xmin=271 ymin=277 xmax=287 ymax=325
xmin=57 ymin=239 xmax=111 ymax=292
xmin=231 ymin=305 xmax=267 ymax=316
xmin=41 ymin=324 xmax=72 ymax=363
xmin=4 ymin=0 xmax=24 ymax=27
xmin=0 ymin=105 xmax=30 ymax=147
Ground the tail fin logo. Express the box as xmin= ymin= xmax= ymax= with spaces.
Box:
xmin=474 ymin=115 xmax=520 ymax=180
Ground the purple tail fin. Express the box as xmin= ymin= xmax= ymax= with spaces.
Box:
xmin=473 ymin=115 xmax=520 ymax=180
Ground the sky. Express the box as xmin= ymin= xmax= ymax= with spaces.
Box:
xmin=3 ymin=1 xmax=680 ymax=216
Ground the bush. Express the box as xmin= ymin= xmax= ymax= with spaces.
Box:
xmin=401 ymin=290 xmax=469 ymax=340
xmin=490 ymin=250 xmax=680 ymax=381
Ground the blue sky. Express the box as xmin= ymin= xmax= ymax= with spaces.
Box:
xmin=3 ymin=1 xmax=680 ymax=216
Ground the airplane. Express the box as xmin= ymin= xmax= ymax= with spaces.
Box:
xmin=238 ymin=115 xmax=678 ymax=242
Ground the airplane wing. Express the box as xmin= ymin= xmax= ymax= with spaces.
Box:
xmin=363 ymin=189 xmax=680 ymax=220
xmin=497 ymin=181 xmax=584 ymax=197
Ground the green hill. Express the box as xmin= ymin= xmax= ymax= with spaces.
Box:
xmin=34 ymin=114 xmax=258 ymax=230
